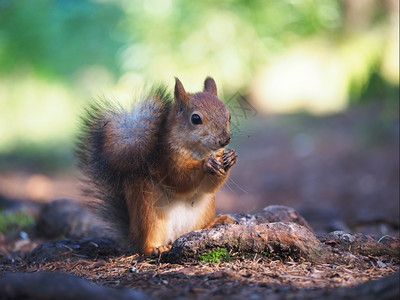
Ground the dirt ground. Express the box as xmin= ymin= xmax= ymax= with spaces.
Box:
xmin=0 ymin=103 xmax=399 ymax=299
xmin=1 ymin=253 xmax=398 ymax=299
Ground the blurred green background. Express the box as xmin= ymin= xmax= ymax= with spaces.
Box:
xmin=0 ymin=0 xmax=398 ymax=171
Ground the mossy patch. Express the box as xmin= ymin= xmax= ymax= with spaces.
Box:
xmin=263 ymin=251 xmax=273 ymax=258
xmin=199 ymin=247 xmax=228 ymax=263
xmin=0 ymin=210 xmax=34 ymax=233
xmin=147 ymin=259 xmax=157 ymax=264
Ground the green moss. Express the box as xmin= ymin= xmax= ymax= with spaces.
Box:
xmin=263 ymin=251 xmax=273 ymax=258
xmin=147 ymin=259 xmax=157 ymax=264
xmin=199 ymin=247 xmax=228 ymax=263
xmin=0 ymin=210 xmax=34 ymax=234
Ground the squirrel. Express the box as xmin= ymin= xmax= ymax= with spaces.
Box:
xmin=76 ymin=77 xmax=238 ymax=255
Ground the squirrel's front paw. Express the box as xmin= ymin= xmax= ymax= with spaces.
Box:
xmin=206 ymin=149 xmax=238 ymax=176
xmin=221 ymin=149 xmax=238 ymax=171
xmin=206 ymin=155 xmax=226 ymax=176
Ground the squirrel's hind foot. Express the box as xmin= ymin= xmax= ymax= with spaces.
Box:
xmin=150 ymin=244 xmax=172 ymax=257
xmin=207 ymin=214 xmax=237 ymax=228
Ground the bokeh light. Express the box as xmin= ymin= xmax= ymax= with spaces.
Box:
xmin=0 ymin=0 xmax=398 ymax=163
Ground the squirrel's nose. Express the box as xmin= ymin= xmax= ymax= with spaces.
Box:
xmin=219 ymin=136 xmax=231 ymax=147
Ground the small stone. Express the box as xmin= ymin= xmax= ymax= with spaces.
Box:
xmin=19 ymin=231 xmax=29 ymax=239
xmin=341 ymin=234 xmax=355 ymax=242
xmin=376 ymin=260 xmax=386 ymax=268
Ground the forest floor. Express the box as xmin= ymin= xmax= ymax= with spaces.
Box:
xmin=1 ymin=251 xmax=399 ymax=299
xmin=0 ymin=104 xmax=399 ymax=299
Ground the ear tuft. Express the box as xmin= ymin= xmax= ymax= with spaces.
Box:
xmin=203 ymin=77 xmax=217 ymax=96
xmin=174 ymin=77 xmax=188 ymax=108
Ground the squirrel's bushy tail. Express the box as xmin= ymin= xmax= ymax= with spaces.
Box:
xmin=75 ymin=87 xmax=173 ymax=244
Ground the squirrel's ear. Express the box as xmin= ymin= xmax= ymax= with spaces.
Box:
xmin=174 ymin=77 xmax=188 ymax=108
xmin=203 ymin=77 xmax=217 ymax=97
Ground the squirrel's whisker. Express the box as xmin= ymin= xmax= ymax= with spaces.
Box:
xmin=227 ymin=177 xmax=249 ymax=194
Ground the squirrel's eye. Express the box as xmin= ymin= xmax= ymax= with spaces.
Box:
xmin=191 ymin=114 xmax=202 ymax=125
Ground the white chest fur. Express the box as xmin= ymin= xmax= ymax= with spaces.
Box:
xmin=162 ymin=193 xmax=212 ymax=244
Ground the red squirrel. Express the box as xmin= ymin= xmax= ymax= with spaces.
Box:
xmin=76 ymin=77 xmax=237 ymax=255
